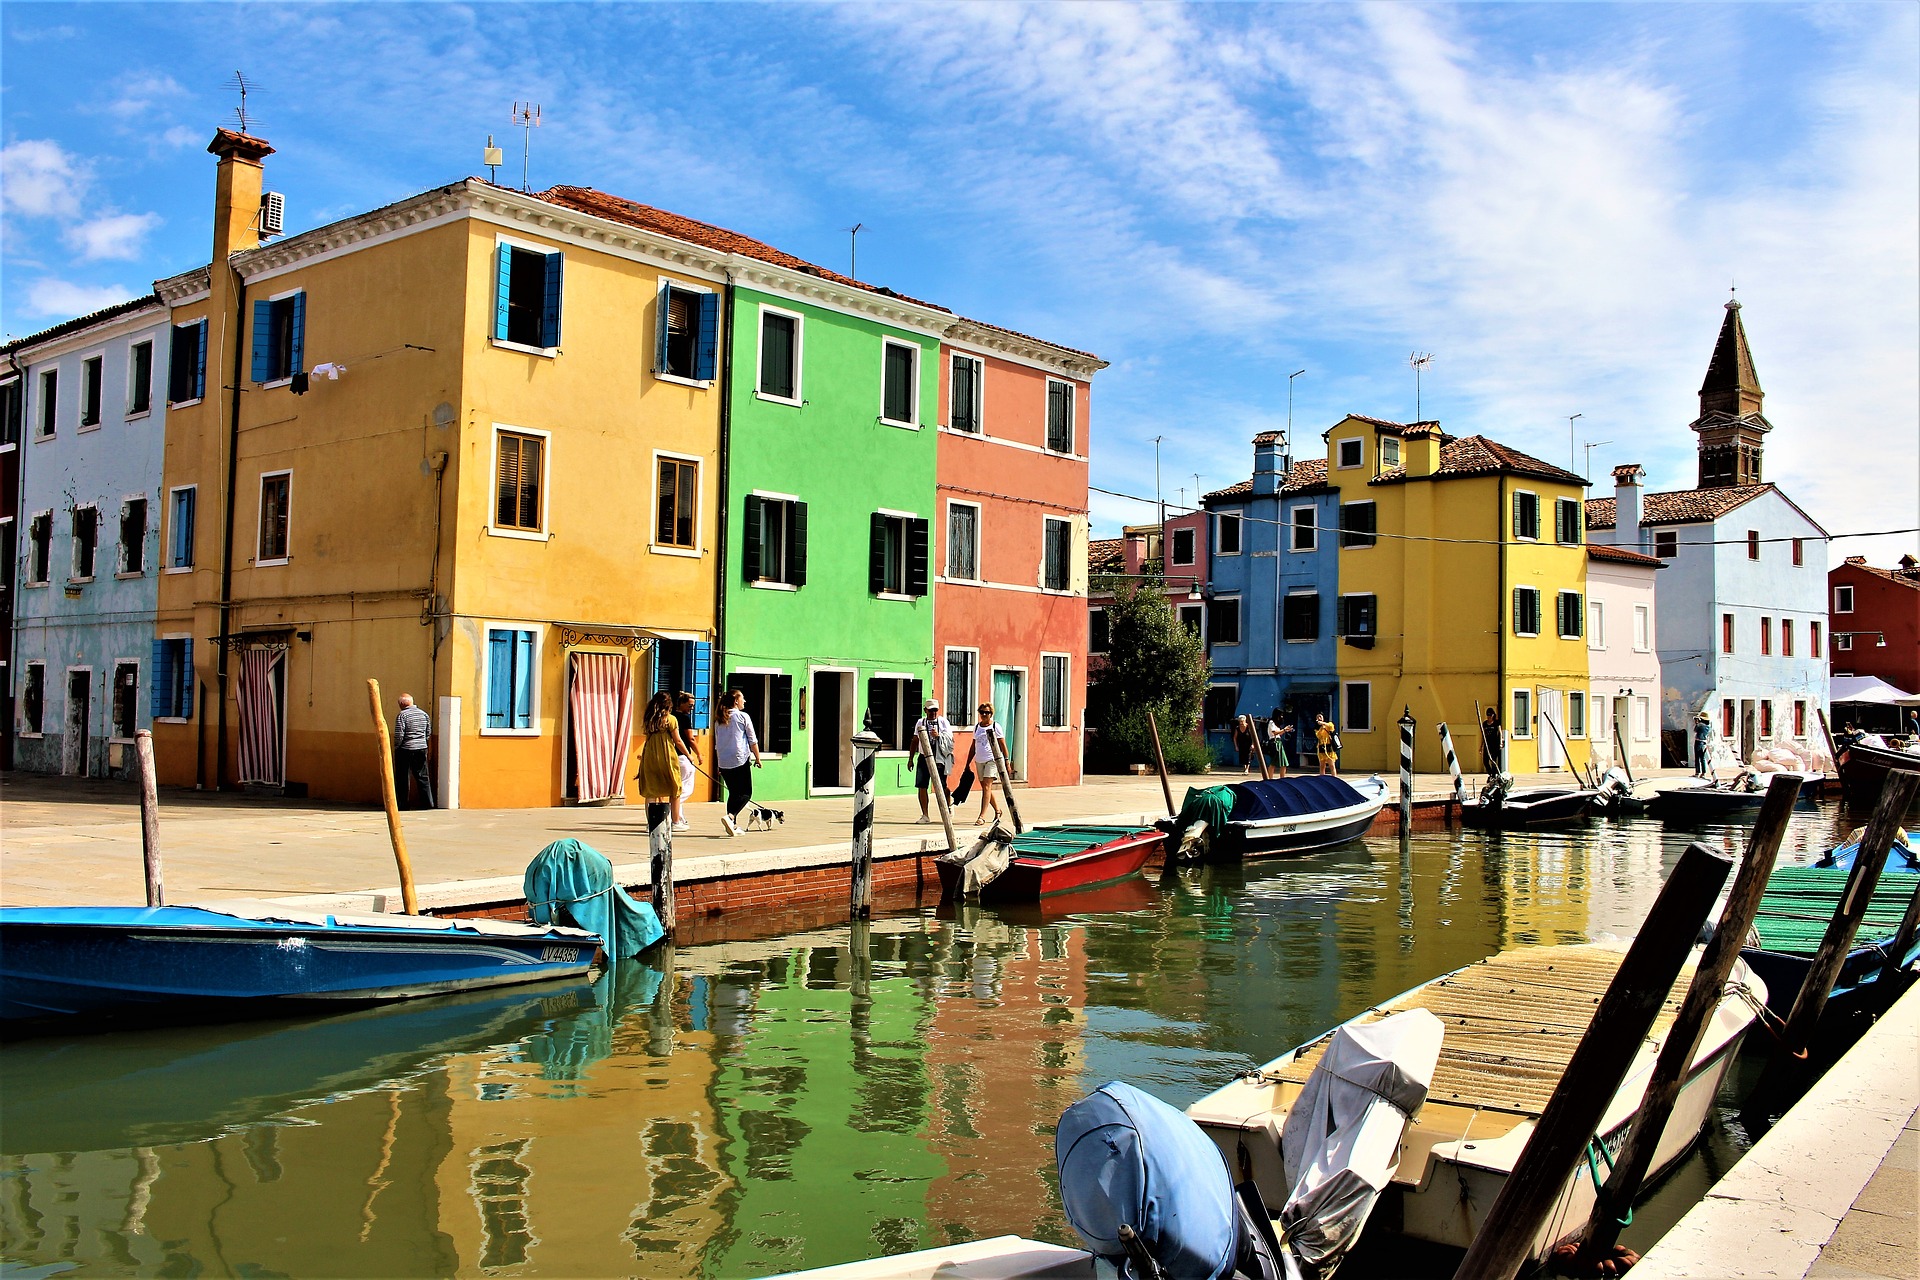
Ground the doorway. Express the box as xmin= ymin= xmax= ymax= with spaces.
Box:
xmin=810 ymin=669 xmax=854 ymax=791
xmin=991 ymin=669 xmax=1026 ymax=780
xmin=237 ymin=646 xmax=288 ymax=787
xmin=1537 ymin=687 xmax=1565 ymax=771
xmin=1612 ymin=696 xmax=1632 ymax=770
xmin=63 ymin=670 xmax=92 ymax=776
xmin=1739 ymin=701 xmax=1757 ymax=762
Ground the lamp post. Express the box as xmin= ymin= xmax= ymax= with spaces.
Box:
xmin=1567 ymin=413 xmax=1583 ymax=472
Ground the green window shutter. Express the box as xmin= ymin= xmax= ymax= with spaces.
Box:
xmin=694 ymin=290 xmax=719 ymax=381
xmin=790 ymin=502 xmax=808 ymax=587
xmin=770 ymin=675 xmax=793 ymax=754
xmin=495 ymin=246 xmax=513 ymax=340
xmin=1513 ymin=588 xmax=1525 ymax=633
xmin=250 ymin=299 xmax=272 ymax=382
xmin=540 ymin=252 xmax=563 ymax=348
xmin=288 ymin=293 xmax=306 ymax=375
xmin=905 ymin=678 xmax=923 ymax=726
xmin=868 ymin=678 xmax=895 ymax=749
xmin=869 ymin=513 xmax=888 ymax=594
xmin=742 ymin=494 xmax=763 ymax=581
xmin=907 ymin=518 xmax=929 ymax=596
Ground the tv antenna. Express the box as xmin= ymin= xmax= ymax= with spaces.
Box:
xmin=1409 ymin=352 xmax=1434 ymax=421
xmin=1567 ymin=412 xmax=1583 ymax=471
xmin=1583 ymin=439 xmax=1613 ymax=479
xmin=847 ymin=223 xmax=865 ymax=280
xmin=511 ymin=102 xmax=541 ymax=192
xmin=224 ymin=71 xmax=259 ymax=135
xmin=1287 ymin=368 xmax=1306 ymax=444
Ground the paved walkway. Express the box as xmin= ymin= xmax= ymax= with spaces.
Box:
xmin=1808 ymin=1104 xmax=1919 ymax=1280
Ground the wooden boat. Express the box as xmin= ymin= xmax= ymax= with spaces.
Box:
xmin=1838 ymin=740 xmax=1920 ymax=811
xmin=1460 ymin=784 xmax=1597 ymax=829
xmin=1225 ymin=775 xmax=1389 ymax=858
xmin=1646 ymin=773 xmax=1819 ymax=824
xmin=1186 ymin=943 xmax=1763 ymax=1265
xmin=0 ymin=903 xmax=600 ymax=1027
xmin=934 ymin=824 xmax=1162 ymax=903
xmin=1738 ymin=863 xmax=1918 ymax=1019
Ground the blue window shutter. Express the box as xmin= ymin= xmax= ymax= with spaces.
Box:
xmin=179 ymin=639 xmax=194 ymax=720
xmin=289 ymin=293 xmax=307 ymax=374
xmin=495 ymin=246 xmax=513 ymax=341
xmin=250 ymin=300 xmax=271 ymax=382
xmin=515 ymin=630 xmax=536 ymax=729
xmin=486 ymin=631 xmax=512 ymax=728
xmin=540 ymin=252 xmax=563 ymax=348
xmin=194 ymin=320 xmax=208 ymax=398
xmin=150 ymin=640 xmax=171 ymax=718
xmin=694 ymin=290 xmax=719 ymax=381
xmin=691 ymin=642 xmax=712 ymax=729
xmin=655 ymin=281 xmax=672 ymax=372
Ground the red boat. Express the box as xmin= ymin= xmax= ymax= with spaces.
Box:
xmin=935 ymin=823 xmax=1164 ymax=903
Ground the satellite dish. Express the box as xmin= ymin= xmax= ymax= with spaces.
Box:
xmin=431 ymin=402 xmax=456 ymax=429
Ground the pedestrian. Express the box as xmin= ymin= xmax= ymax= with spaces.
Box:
xmin=1480 ymin=707 xmax=1504 ymax=777
xmin=392 ymin=693 xmax=433 ymax=810
xmin=1266 ymin=707 xmax=1294 ymax=778
xmin=713 ymin=689 xmax=761 ymax=837
xmin=1232 ymin=714 xmax=1257 ymax=773
xmin=1693 ymin=711 xmax=1713 ymax=777
xmin=1905 ymin=708 xmax=1920 ymax=743
xmin=960 ymin=703 xmax=1007 ymax=827
xmin=673 ymin=691 xmax=700 ymax=808
xmin=910 ymin=698 xmax=954 ymax=823
xmin=1314 ymin=713 xmax=1339 ymax=775
xmin=637 ymin=690 xmax=692 ymax=831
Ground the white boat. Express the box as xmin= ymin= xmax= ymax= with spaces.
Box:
xmin=775 ymin=1236 xmax=1093 ymax=1278
xmin=1186 ymin=942 xmax=1764 ymax=1265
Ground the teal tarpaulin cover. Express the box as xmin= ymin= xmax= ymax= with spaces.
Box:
xmin=523 ymin=838 xmax=665 ymax=961
xmin=1172 ymin=784 xmax=1237 ymax=847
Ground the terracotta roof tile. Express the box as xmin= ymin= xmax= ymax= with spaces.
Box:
xmin=1088 ymin=538 xmax=1127 ymax=573
xmin=1835 ymin=557 xmax=1920 ymax=590
xmin=1584 ymin=483 xmax=1773 ymax=530
xmin=1372 ymin=435 xmax=1588 ymax=487
xmin=2 ymin=292 xmax=161 ymax=355
xmin=1587 ymin=543 xmax=1665 ymax=568
xmin=1202 ymin=457 xmax=1330 ymax=503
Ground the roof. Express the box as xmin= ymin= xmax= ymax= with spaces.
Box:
xmin=1371 ymin=435 xmax=1588 ymax=487
xmin=1587 ymin=543 xmax=1665 ymax=568
xmin=1202 ymin=456 xmax=1330 ymax=504
xmin=2 ymin=292 xmax=162 ymax=356
xmin=1699 ymin=300 xmax=1762 ymax=408
xmin=1585 ymin=483 xmax=1774 ymax=530
xmin=1835 ymin=556 xmax=1920 ymax=590
xmin=1087 ymin=538 xmax=1126 ymax=574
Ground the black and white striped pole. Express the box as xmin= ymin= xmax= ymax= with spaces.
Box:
xmin=1437 ymin=721 xmax=1467 ymax=807
xmin=849 ymin=720 xmax=884 ymax=919
xmin=1398 ymin=707 xmax=1416 ymax=835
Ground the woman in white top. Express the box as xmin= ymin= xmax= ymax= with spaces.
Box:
xmin=713 ymin=690 xmax=762 ymax=837
xmin=960 ymin=703 xmax=1007 ymax=827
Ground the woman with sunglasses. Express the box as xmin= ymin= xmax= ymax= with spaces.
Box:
xmin=960 ymin=703 xmax=1007 ymax=828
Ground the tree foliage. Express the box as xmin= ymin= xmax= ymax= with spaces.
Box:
xmin=1088 ymin=573 xmax=1211 ymax=771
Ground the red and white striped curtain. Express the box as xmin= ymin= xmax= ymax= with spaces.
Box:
xmin=236 ymin=647 xmax=286 ymax=784
xmin=569 ymin=651 xmax=633 ymax=803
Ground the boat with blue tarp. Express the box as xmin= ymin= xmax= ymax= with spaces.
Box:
xmin=1168 ymin=774 xmax=1389 ymax=862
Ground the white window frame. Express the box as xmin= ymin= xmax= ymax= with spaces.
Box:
xmin=1379 ymin=436 xmax=1401 ymax=469
xmin=747 ymin=488 xmax=803 ymax=591
xmin=1633 ymin=604 xmax=1651 ymax=652
xmin=491 ymin=234 xmax=563 ymax=359
xmin=651 ymin=275 xmax=716 ymax=386
xmin=873 ymin=507 xmax=919 ymax=601
xmin=126 ymin=338 xmax=155 ymax=420
xmin=116 ymin=492 xmax=149 ymax=578
xmin=20 ymin=660 xmax=47 ymax=737
xmin=255 ymin=469 xmax=293 ymax=566
xmin=1634 ymin=697 xmax=1651 ymax=742
xmin=1178 ymin=602 xmax=1205 ymax=637
xmin=25 ymin=508 xmax=54 ymax=585
xmin=69 ymin=502 xmax=100 ymax=583
xmin=154 ymin=633 xmax=193 ymax=723
xmin=1044 ymin=377 xmax=1076 ymax=454
xmin=1339 ymin=500 xmax=1377 ymax=549
xmin=1040 ymin=514 xmax=1074 ymax=593
xmin=1568 ymin=690 xmax=1587 ymax=739
xmin=878 ymin=338 xmax=921 ymax=430
xmin=108 ymin=657 xmax=143 ymax=744
xmin=167 ymin=485 xmax=197 ymax=574
xmin=1209 ymin=593 xmax=1243 ymax=647
xmin=1289 ymin=504 xmax=1317 ymax=552
xmin=1283 ymin=589 xmax=1319 ymax=644
xmin=479 ymin=623 xmax=543 ymax=738
xmin=754 ymin=303 xmax=805 ymax=406
xmin=728 ymin=665 xmax=788 ymax=759
xmin=78 ymin=350 xmax=106 ymax=431
xmin=649 ymin=449 xmax=703 ymax=558
xmin=867 ymin=671 xmax=919 ymax=757
xmin=1588 ymin=599 xmax=1605 ymax=650
xmin=1511 ymin=688 xmax=1534 ymax=739
xmin=1513 ymin=488 xmax=1540 ymax=542
xmin=1336 ymin=437 xmax=1363 ymax=470
xmin=1169 ymin=525 xmax=1197 ymax=567
xmin=487 ymin=423 xmax=553 ymax=542
xmin=36 ymin=368 xmax=58 ymax=439
xmin=947 ymin=351 xmax=985 ymax=434
xmin=1038 ymin=652 xmax=1072 ymax=731
xmin=943 ymin=646 xmax=980 ymax=721
xmin=944 ymin=498 xmax=981 ymax=582
xmin=1342 ymin=680 xmax=1374 ymax=733
xmin=1591 ymin=689 xmax=1610 ymax=742
xmin=1834 ymin=584 xmax=1854 ymax=613
xmin=1216 ymin=512 xmax=1243 ymax=557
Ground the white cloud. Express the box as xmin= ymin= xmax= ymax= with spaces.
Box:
xmin=63 ymin=212 xmax=162 ymax=261
xmin=161 ymin=125 xmax=200 ymax=149
xmin=103 ymin=72 xmax=187 ymax=119
xmin=25 ymin=278 xmax=138 ymax=317
xmin=1 ymin=140 xmax=87 ymax=219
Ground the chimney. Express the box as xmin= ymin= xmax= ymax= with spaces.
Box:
xmin=208 ymin=129 xmax=274 ymax=264
xmin=1252 ymin=430 xmax=1286 ymax=496
xmin=1612 ymin=463 xmax=1645 ymax=548
xmin=1403 ymin=421 xmax=1441 ymax=477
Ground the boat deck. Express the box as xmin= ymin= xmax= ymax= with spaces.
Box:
xmin=1006 ymin=825 xmax=1151 ymax=861
xmin=1752 ymin=867 xmax=1914 ymax=956
xmin=1268 ymin=944 xmax=1693 ymax=1116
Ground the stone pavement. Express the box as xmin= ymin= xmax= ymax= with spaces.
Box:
xmin=1808 ymin=1105 xmax=1919 ymax=1280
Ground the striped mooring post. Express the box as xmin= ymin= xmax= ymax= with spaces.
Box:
xmin=1397 ymin=707 xmax=1416 ymax=834
xmin=849 ymin=726 xmax=885 ymax=919
xmin=1437 ymin=721 xmax=1467 ymax=807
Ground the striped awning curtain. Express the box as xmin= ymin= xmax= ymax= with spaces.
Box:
xmin=569 ymin=651 xmax=633 ymax=803
xmin=236 ymin=647 xmax=285 ymax=784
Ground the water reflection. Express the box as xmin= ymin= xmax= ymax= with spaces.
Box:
xmin=0 ymin=806 xmax=1854 ymax=1277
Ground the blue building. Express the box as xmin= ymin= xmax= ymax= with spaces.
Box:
xmin=1201 ymin=431 xmax=1341 ymax=764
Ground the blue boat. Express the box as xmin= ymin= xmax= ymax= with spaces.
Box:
xmin=0 ymin=903 xmax=600 ymax=1027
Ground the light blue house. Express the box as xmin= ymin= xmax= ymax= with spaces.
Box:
xmin=9 ymin=294 xmax=172 ymax=779
xmin=1202 ymin=431 xmax=1341 ymax=764
xmin=1586 ymin=302 xmax=1829 ymax=766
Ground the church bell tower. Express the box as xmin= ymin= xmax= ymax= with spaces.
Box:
xmin=1691 ymin=299 xmax=1770 ymax=488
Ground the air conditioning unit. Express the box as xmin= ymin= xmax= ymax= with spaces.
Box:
xmin=260 ymin=191 xmax=285 ymax=237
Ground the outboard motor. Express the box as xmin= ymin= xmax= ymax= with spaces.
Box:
xmin=1478 ymin=772 xmax=1513 ymax=808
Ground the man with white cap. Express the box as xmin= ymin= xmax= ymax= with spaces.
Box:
xmin=910 ymin=697 xmax=955 ymax=823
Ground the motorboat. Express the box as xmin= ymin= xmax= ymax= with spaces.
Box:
xmin=1837 ymin=739 xmax=1920 ymax=812
xmin=1739 ymin=859 xmax=1918 ymax=1020
xmin=935 ymin=823 xmax=1162 ymax=902
xmin=1168 ymin=775 xmax=1389 ymax=862
xmin=1589 ymin=767 xmax=1652 ymax=817
xmin=1646 ymin=772 xmax=1819 ymax=825
xmin=1459 ymin=774 xmax=1596 ymax=829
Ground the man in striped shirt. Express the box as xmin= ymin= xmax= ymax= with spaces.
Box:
xmin=394 ymin=693 xmax=434 ymax=810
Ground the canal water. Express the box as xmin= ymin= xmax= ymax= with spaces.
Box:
xmin=1 ymin=805 xmax=1858 ymax=1278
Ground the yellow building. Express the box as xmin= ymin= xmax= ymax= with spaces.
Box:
xmin=1324 ymin=416 xmax=1592 ymax=776
xmin=152 ymin=130 xmax=723 ymax=806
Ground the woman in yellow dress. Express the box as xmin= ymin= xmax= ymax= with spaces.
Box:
xmin=637 ymin=691 xmax=692 ymax=830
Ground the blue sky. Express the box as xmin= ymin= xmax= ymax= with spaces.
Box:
xmin=3 ymin=2 xmax=1915 ymax=563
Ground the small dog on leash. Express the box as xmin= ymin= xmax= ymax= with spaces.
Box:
xmin=743 ymin=803 xmax=785 ymax=833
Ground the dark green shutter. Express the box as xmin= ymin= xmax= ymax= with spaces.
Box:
xmin=868 ymin=678 xmax=896 ymax=749
xmin=907 ymin=518 xmax=929 ymax=596
xmin=654 ymin=283 xmax=673 ymax=372
xmin=1514 ymin=588 xmax=1525 ymax=633
xmin=905 ymin=679 xmax=923 ymax=729
xmin=540 ymin=252 xmax=563 ymax=348
xmin=869 ymin=513 xmax=889 ymax=594
xmin=790 ymin=503 xmax=808 ymax=586
xmin=770 ymin=675 xmax=794 ymax=753
xmin=742 ymin=495 xmax=762 ymax=581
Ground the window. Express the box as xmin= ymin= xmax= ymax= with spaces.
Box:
xmin=1089 ymin=609 xmax=1109 ymax=655
xmin=1722 ymin=699 xmax=1734 ymax=738
xmin=150 ymin=637 xmax=193 ymax=720
xmin=1760 ymin=617 xmax=1773 ymax=655
xmin=651 ymin=639 xmax=713 ymax=730
xmin=1512 ymin=587 xmax=1542 ymax=637
xmin=1568 ymin=691 xmax=1586 ymax=738
xmin=1041 ymin=655 xmax=1069 ymax=729
xmin=1203 ymin=686 xmax=1239 ymax=733
xmin=881 ymin=340 xmax=919 ymax=426
xmin=1792 ymin=538 xmax=1804 ymax=566
xmin=1512 ymin=689 xmax=1533 ymax=738
xmin=866 ymin=675 xmax=923 ymax=751
xmin=727 ymin=671 xmax=794 ymax=755
xmin=119 ymin=497 xmax=147 ymax=574
xmin=169 ymin=320 xmax=207 ymax=403
xmin=1178 ymin=604 xmax=1204 ymax=636
xmin=944 ymin=649 xmax=977 ymax=722
xmin=27 ymin=512 xmax=51 ymax=584
xmin=0 ymin=378 xmax=20 ymax=445
xmin=1217 ymin=513 xmax=1242 ymax=556
xmin=128 ymin=341 xmax=153 ymax=416
xmin=656 ymin=280 xmax=717 ymax=381
xmin=1336 ymin=593 xmax=1378 ymax=647
xmin=1283 ymin=592 xmax=1320 ymax=642
xmin=1557 ymin=591 xmax=1584 ymax=639
xmin=1811 ymin=621 xmax=1822 ymax=657
xmin=71 ymin=505 xmax=99 ymax=580
xmin=80 ymin=356 xmax=103 ymax=427
xmin=484 ymin=627 xmax=539 ymax=733
xmin=949 ymin=354 xmax=983 ymax=433
xmin=1042 ymin=517 xmax=1072 ymax=592
xmin=1633 ymin=604 xmax=1651 ymax=651
xmin=869 ymin=512 xmax=929 ymax=597
xmin=1760 ymin=701 xmax=1774 ymax=736
xmin=1339 ymin=502 xmax=1377 ymax=549
xmin=257 ymin=472 xmax=291 ymax=563
xmin=169 ymin=487 xmax=196 ymax=570
xmin=112 ymin=662 xmax=140 ymax=740
xmin=1721 ymin=613 xmax=1735 ymax=654
xmin=1635 ymin=697 xmax=1651 ymax=740
xmin=1344 ymin=682 xmax=1372 ymax=732
xmin=22 ymin=664 xmax=45 ymax=734
xmin=1380 ymin=437 xmax=1401 ymax=469
xmin=1746 ymin=529 xmax=1760 ymax=561
xmin=1555 ymin=498 xmax=1583 ymax=545
xmin=494 ymin=430 xmax=545 ymax=534
xmin=1834 ymin=584 xmax=1855 ymax=613
xmin=655 ymin=456 xmax=698 ymax=550
xmin=1290 ymin=505 xmax=1317 ymax=552
xmin=1336 ymin=438 xmax=1363 ymax=469
xmin=1588 ymin=600 xmax=1605 ymax=649
xmin=1208 ymin=597 xmax=1241 ymax=646
xmin=1794 ymin=701 xmax=1807 ymax=737
xmin=38 ymin=369 xmax=57 ymax=437
xmin=251 ymin=292 xmax=306 ymax=382
xmin=491 ymin=243 xmax=562 ymax=350
xmin=745 ymin=495 xmax=808 ymax=586
xmin=946 ymin=502 xmax=979 ymax=580
xmin=1512 ymin=491 xmax=1540 ymax=541
xmin=1046 ymin=379 xmax=1074 ymax=453
xmin=1653 ymin=529 xmax=1677 ymax=559
xmin=1837 ymin=633 xmax=1854 ymax=652
xmin=758 ymin=308 xmax=800 ymax=402
xmin=1170 ymin=527 xmax=1196 ymax=566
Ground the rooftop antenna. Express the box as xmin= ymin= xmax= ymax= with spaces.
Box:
xmin=847 ymin=223 xmax=864 ymax=280
xmin=1193 ymin=474 xmax=1204 ymax=508
xmin=1153 ymin=435 xmax=1165 ymax=530
xmin=1567 ymin=412 xmax=1583 ymax=471
xmin=223 ymin=71 xmax=258 ymax=135
xmin=1410 ymin=352 xmax=1434 ymax=421
xmin=1583 ymin=439 xmax=1613 ymax=479
xmin=511 ymin=102 xmax=541 ymax=193
xmin=483 ymin=134 xmax=504 ymax=185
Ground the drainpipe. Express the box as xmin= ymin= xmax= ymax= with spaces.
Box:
xmin=1497 ymin=478 xmax=1509 ymax=770
xmin=4 ymin=347 xmax=25 ymax=772
xmin=213 ymin=265 xmax=247 ymax=790
xmin=713 ymin=273 xmax=736 ymax=697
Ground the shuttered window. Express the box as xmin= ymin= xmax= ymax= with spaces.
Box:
xmin=149 ymin=637 xmax=194 ymax=720
xmin=656 ymin=281 xmax=716 ymax=380
xmin=251 ymin=293 xmax=306 ymax=383
xmin=1046 ymin=379 xmax=1074 ymax=453
xmin=656 ymin=457 xmax=698 ymax=549
xmin=1555 ymin=498 xmax=1583 ymax=545
xmin=496 ymin=245 xmax=563 ymax=349
xmin=129 ymin=341 xmax=153 ymax=415
xmin=1283 ymin=592 xmax=1320 ymax=642
xmin=80 ymin=356 xmax=103 ymax=426
xmin=485 ymin=628 xmax=538 ymax=731
xmin=1512 ymin=587 xmax=1542 ymax=636
xmin=728 ymin=671 xmax=795 ymax=754
xmin=869 ymin=513 xmax=930 ymax=597
xmin=744 ymin=495 xmax=808 ymax=586
xmin=169 ymin=488 xmax=196 ymax=570
xmin=1512 ymin=491 xmax=1540 ymax=540
xmin=1557 ymin=591 xmax=1584 ymax=639
xmin=1042 ymin=517 xmax=1072 ymax=592
xmin=495 ymin=431 xmax=545 ymax=532
xmin=865 ymin=676 xmax=923 ymax=750
xmin=947 ymin=503 xmax=979 ymax=580
xmin=1339 ymin=502 xmax=1377 ymax=548
xmin=882 ymin=340 xmax=918 ymax=425
xmin=759 ymin=309 xmax=799 ymax=400
xmin=1041 ymin=655 xmax=1069 ymax=729
xmin=1336 ymin=594 xmax=1377 ymax=647
xmin=950 ymin=354 xmax=983 ymax=433
xmin=169 ymin=320 xmax=208 ymax=403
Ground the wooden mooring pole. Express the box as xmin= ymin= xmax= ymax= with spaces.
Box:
xmin=1249 ymin=720 xmax=1273 ymax=781
xmin=849 ymin=728 xmax=882 ymax=918
xmin=989 ymin=732 xmax=1025 ymax=834
xmin=916 ymin=724 xmax=958 ymax=852
xmin=648 ymin=801 xmax=676 ymax=939
xmin=366 ymin=679 xmax=420 ymax=915
xmin=134 ymin=729 xmax=165 ymax=907
xmin=1146 ymin=709 xmax=1176 ymax=818
xmin=1450 ymin=841 xmax=1734 ymax=1280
